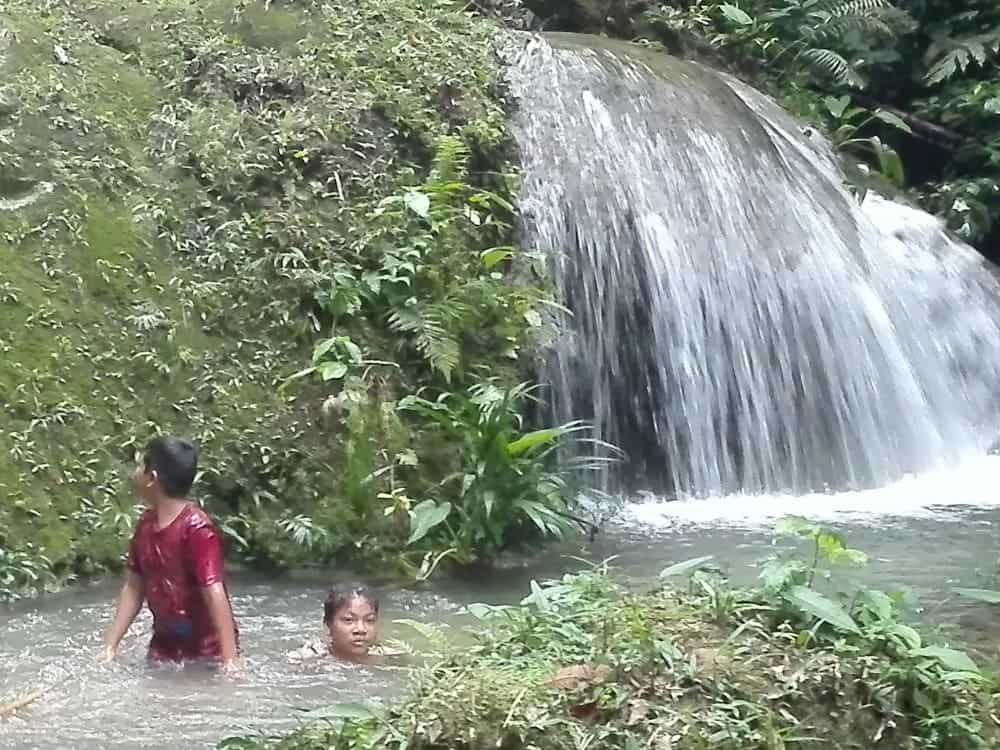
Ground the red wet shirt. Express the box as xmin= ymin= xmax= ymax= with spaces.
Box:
xmin=126 ymin=503 xmax=238 ymax=662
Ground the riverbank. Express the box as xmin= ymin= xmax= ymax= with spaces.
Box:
xmin=220 ymin=548 xmax=1000 ymax=750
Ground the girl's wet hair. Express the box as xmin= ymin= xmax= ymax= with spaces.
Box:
xmin=323 ymin=583 xmax=379 ymax=624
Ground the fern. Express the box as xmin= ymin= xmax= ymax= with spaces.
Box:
xmin=429 ymin=135 xmax=471 ymax=186
xmin=387 ymin=302 xmax=464 ymax=382
xmin=925 ymin=31 xmax=1000 ymax=84
xmin=800 ymin=48 xmax=858 ymax=86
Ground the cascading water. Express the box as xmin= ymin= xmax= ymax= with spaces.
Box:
xmin=508 ymin=34 xmax=1000 ymax=497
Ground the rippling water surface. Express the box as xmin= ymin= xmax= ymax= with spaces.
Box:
xmin=4 ymin=465 xmax=1000 ymax=749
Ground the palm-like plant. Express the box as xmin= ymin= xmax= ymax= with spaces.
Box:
xmin=398 ymin=381 xmax=617 ymax=569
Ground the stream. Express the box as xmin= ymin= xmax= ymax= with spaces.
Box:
xmin=3 ymin=457 xmax=1000 ymax=750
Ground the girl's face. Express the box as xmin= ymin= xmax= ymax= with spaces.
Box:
xmin=327 ymin=596 xmax=378 ymax=661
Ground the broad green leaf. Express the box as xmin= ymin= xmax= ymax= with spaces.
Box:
xmin=817 ymin=531 xmax=867 ymax=565
xmin=465 ymin=603 xmax=496 ymax=620
xmin=912 ymin=646 xmax=978 ymax=673
xmin=984 ymin=98 xmax=1000 ymax=115
xmin=659 ymin=555 xmax=715 ymax=579
xmin=858 ymin=589 xmax=894 ymax=620
xmin=775 ymin=516 xmax=820 ymax=539
xmin=506 ymin=428 xmax=563 ymax=457
xmin=823 ymin=95 xmax=851 ymax=119
xmin=954 ymin=588 xmax=1000 ymax=604
xmin=785 ymin=586 xmax=860 ymax=634
xmin=312 ymin=337 xmax=337 ymax=362
xmin=872 ymin=139 xmax=905 ymax=186
xmin=719 ymin=3 xmax=753 ymax=25
xmin=341 ymin=339 xmax=363 ymax=364
xmin=403 ymin=190 xmax=431 ymax=218
xmin=523 ymin=579 xmax=550 ymax=611
xmin=480 ymin=247 xmax=515 ymax=270
xmin=873 ymin=109 xmax=913 ymax=134
xmin=407 ymin=500 xmax=452 ymax=545
xmin=319 ymin=361 xmax=348 ymax=381
xmin=888 ymin=623 xmax=922 ymax=650
xmin=759 ymin=559 xmax=807 ymax=591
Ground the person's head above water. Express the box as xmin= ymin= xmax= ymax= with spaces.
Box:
xmin=323 ymin=584 xmax=379 ymax=662
xmin=133 ymin=436 xmax=198 ymax=504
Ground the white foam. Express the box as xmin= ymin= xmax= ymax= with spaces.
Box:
xmin=613 ymin=455 xmax=1000 ymax=529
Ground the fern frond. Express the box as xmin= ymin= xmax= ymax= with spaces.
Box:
xmin=800 ymin=47 xmax=855 ymax=85
xmin=387 ymin=305 xmax=461 ymax=381
xmin=813 ymin=15 xmax=894 ymax=40
xmin=429 ymin=135 xmax=471 ymax=186
xmin=925 ymin=31 xmax=1000 ymax=84
xmin=820 ymin=0 xmax=893 ymax=16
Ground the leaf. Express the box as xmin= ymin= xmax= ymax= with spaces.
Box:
xmin=984 ymin=98 xmax=1000 ymax=115
xmin=759 ymin=559 xmax=808 ymax=591
xmin=506 ymin=428 xmax=564 ymax=457
xmin=719 ymin=3 xmax=754 ymax=25
xmin=954 ymin=588 xmax=1000 ymax=604
xmin=318 ymin=361 xmax=348 ymax=381
xmin=312 ymin=337 xmax=337 ymax=362
xmin=785 ymin=586 xmax=861 ymax=634
xmin=801 ymin=48 xmax=854 ymax=86
xmin=523 ymin=579 xmax=550 ymax=611
xmin=858 ymin=589 xmax=894 ymax=620
xmin=407 ymin=500 xmax=452 ymax=545
xmin=824 ymin=95 xmax=851 ymax=119
xmin=403 ymin=190 xmax=431 ymax=218
xmin=299 ymin=701 xmax=382 ymax=721
xmin=465 ymin=602 xmax=498 ymax=620
xmin=888 ymin=624 xmax=922 ymax=649
xmin=480 ymin=247 xmax=515 ymax=270
xmin=341 ymin=339 xmax=363 ymax=364
xmin=873 ymin=109 xmax=913 ymax=134
xmin=659 ymin=555 xmax=715 ymax=579
xmin=912 ymin=646 xmax=979 ymax=673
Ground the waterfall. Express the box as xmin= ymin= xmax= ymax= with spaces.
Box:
xmin=508 ymin=34 xmax=1000 ymax=497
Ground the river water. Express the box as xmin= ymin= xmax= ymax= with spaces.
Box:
xmin=3 ymin=457 xmax=1000 ymax=749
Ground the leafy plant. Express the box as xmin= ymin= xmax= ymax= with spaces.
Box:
xmin=221 ymin=554 xmax=997 ymax=750
xmin=0 ymin=545 xmax=55 ymax=601
xmin=395 ymin=381 xmax=615 ymax=570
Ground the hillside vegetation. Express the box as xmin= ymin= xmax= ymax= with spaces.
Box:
xmin=0 ymin=0 xmax=565 ymax=593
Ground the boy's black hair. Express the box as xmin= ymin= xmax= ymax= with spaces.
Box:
xmin=323 ymin=583 xmax=379 ymax=624
xmin=143 ymin=436 xmax=198 ymax=498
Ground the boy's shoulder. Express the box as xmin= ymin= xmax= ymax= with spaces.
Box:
xmin=179 ymin=502 xmax=223 ymax=539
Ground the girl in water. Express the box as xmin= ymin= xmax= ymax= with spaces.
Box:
xmin=291 ymin=584 xmax=387 ymax=664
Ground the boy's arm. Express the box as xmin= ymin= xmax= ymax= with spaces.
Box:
xmin=189 ymin=522 xmax=239 ymax=668
xmin=99 ymin=571 xmax=145 ymax=662
xmin=201 ymin=583 xmax=239 ymax=667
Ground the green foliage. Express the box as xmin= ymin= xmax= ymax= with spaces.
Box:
xmin=645 ymin=0 xmax=912 ymax=87
xmin=395 ymin=381 xmax=613 ymax=572
xmin=0 ymin=0 xmax=545 ymax=588
xmin=0 ymin=545 xmax=54 ymax=601
xmin=221 ymin=543 xmax=998 ymax=750
xmin=637 ymin=0 xmax=1000 ymax=245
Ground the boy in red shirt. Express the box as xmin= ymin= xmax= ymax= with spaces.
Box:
xmin=98 ymin=436 xmax=240 ymax=669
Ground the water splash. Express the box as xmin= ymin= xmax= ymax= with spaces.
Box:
xmin=508 ymin=34 xmax=1000 ymax=496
